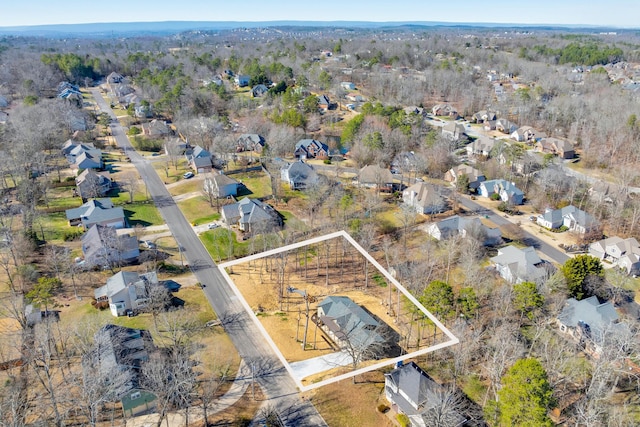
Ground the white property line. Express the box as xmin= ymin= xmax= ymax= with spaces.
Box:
xmin=218 ymin=230 xmax=459 ymax=392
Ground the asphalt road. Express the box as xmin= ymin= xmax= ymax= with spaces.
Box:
xmin=91 ymin=89 xmax=327 ymax=426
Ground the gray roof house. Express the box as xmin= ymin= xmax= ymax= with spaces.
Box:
xmin=141 ymin=119 xmax=169 ymax=137
xmin=490 ymin=245 xmax=547 ymax=284
xmin=589 ymin=236 xmax=640 ymax=275
xmin=358 ymin=165 xmax=394 ymax=191
xmin=65 ymin=198 xmax=126 ymax=230
xmin=479 ymin=179 xmax=524 ymax=205
xmin=203 ymin=173 xmax=239 ymax=198
xmin=441 ymin=122 xmax=466 ymax=142
xmin=76 ymin=169 xmax=112 ymax=200
xmin=94 ymin=271 xmax=158 ymax=317
xmin=66 ymin=143 xmax=103 ymax=169
xmin=281 ymin=160 xmax=319 ymax=190
xmin=317 ymin=296 xmax=383 ymax=351
xmin=294 ymin=139 xmax=329 ymax=160
xmin=81 ymin=225 xmax=139 ymax=269
xmin=557 ymin=296 xmax=624 ymax=356
xmin=61 ymin=139 xmax=90 ymax=155
xmin=83 ymin=324 xmax=157 ymax=417
xmin=385 ymin=361 xmax=467 ymax=427
xmin=402 ymin=182 xmax=446 ymax=215
xmin=427 ymin=215 xmax=502 ymax=246
xmin=251 ymin=84 xmax=269 ymax=97
xmin=444 ymin=165 xmax=486 ymax=191
xmin=465 ymin=137 xmax=496 ymax=158
xmin=186 ymin=145 xmax=213 ymax=173
xmin=472 ymin=110 xmax=496 ymax=123
xmin=221 ymin=198 xmax=282 ymax=234
xmin=537 ymin=205 xmax=598 ymax=234
xmin=237 ymin=134 xmax=265 ymax=153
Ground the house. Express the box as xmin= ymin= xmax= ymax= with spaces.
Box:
xmin=346 ymin=93 xmax=365 ymax=102
xmin=81 ymin=224 xmax=139 ymax=269
xmin=483 ymin=120 xmax=497 ymax=131
xmin=221 ymin=198 xmax=282 ymax=234
xmin=385 ymin=361 xmax=467 ymax=427
xmin=589 ymin=236 xmax=640 ymax=275
xmin=281 ymin=160 xmax=319 ymax=190
xmin=444 ymin=165 xmax=486 ymax=192
xmin=73 ymin=151 xmax=103 ymax=170
xmin=465 ymin=137 xmax=495 ymax=158
xmin=141 ymin=120 xmax=169 ymax=137
xmin=186 ymin=145 xmax=213 ymax=173
xmin=294 ymin=139 xmax=329 ymax=160
xmin=106 ymin=72 xmax=124 ymax=84
xmin=237 ymin=134 xmax=266 ymax=153
xmin=391 ymin=151 xmax=421 ymax=174
xmin=163 ymin=138 xmax=188 ymax=156
xmin=510 ymin=126 xmax=541 ymax=143
xmin=66 ymin=143 xmax=103 ymax=169
xmin=76 ymin=169 xmax=112 ymax=200
xmin=134 ymin=103 xmax=153 ymax=118
xmin=441 ymin=122 xmax=466 ymax=142
xmin=94 ymin=271 xmax=158 ymax=317
xmin=358 ymin=165 xmax=394 ymax=191
xmin=499 ymin=151 xmax=543 ymax=175
xmin=402 ymin=182 xmax=446 ymax=215
xmin=431 ymin=104 xmax=458 ymax=118
xmin=203 ymin=172 xmax=239 ymax=198
xmin=537 ymin=205 xmax=598 ymax=234
xmin=479 ymin=179 xmax=524 ymax=205
xmin=557 ymin=296 xmax=625 ymax=356
xmin=535 ymin=137 xmax=575 ymax=159
xmin=0 ymin=95 xmax=9 ymax=109
xmin=490 ymin=245 xmax=547 ymax=284
xmin=317 ymin=94 xmax=331 ymax=110
xmin=341 ymin=82 xmax=356 ymax=91
xmin=472 ymin=110 xmax=496 ymax=123
xmin=495 ymin=118 xmax=517 ymax=134
xmin=82 ymin=324 xmax=157 ymax=417
xmin=251 ymin=84 xmax=269 ymax=97
xmin=427 ymin=215 xmax=501 ymax=246
xmin=234 ymin=75 xmax=250 ymax=87
xmin=317 ymin=296 xmax=383 ymax=351
xmin=65 ymin=198 xmax=126 ymax=230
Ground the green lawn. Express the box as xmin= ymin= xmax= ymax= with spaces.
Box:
xmin=152 ymin=159 xmax=190 ymax=184
xmin=109 ymin=187 xmax=150 ymax=204
xmin=169 ymin=180 xmax=202 ymax=196
xmin=38 ymin=212 xmax=76 ymax=242
xmin=235 ymin=172 xmax=272 ymax=199
xmin=200 ymin=228 xmax=250 ymax=261
xmin=177 ymin=196 xmax=218 ymax=224
xmin=123 ymin=202 xmax=164 ymax=227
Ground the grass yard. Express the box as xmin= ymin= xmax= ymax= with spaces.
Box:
xmin=235 ymin=171 xmax=272 ymax=199
xmin=200 ymin=228 xmax=250 ymax=261
xmin=123 ymin=202 xmax=164 ymax=227
xmin=309 ymin=372 xmax=393 ymax=427
xmin=152 ymin=159 xmax=190 ymax=184
xmin=108 ymin=187 xmax=150 ymax=204
xmin=169 ymin=179 xmax=202 ymax=196
xmin=177 ymin=196 xmax=218 ymax=224
xmin=38 ymin=212 xmax=76 ymax=242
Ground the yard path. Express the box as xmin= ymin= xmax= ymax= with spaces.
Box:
xmin=126 ymin=360 xmax=251 ymax=427
xmin=173 ymin=190 xmax=202 ymax=202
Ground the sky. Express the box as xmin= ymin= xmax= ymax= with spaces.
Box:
xmin=1 ymin=0 xmax=637 ymax=28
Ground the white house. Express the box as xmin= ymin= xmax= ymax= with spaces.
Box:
xmin=490 ymin=245 xmax=547 ymax=283
xmin=94 ymin=271 xmax=158 ymax=317
xmin=589 ymin=236 xmax=640 ymax=275
xmin=427 ymin=215 xmax=501 ymax=246
xmin=402 ymin=182 xmax=446 ymax=214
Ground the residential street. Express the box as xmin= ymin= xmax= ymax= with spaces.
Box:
xmin=91 ymin=89 xmax=328 ymax=427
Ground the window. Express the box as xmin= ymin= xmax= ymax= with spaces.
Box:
xmin=130 ymin=391 xmax=141 ymax=400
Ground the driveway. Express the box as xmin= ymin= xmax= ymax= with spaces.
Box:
xmin=289 ymin=351 xmax=353 ymax=380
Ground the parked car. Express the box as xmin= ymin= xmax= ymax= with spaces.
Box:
xmin=183 ymin=171 xmax=194 ymax=179
xmin=143 ymin=240 xmax=156 ymax=249
xmin=208 ymin=223 xmax=220 ymax=229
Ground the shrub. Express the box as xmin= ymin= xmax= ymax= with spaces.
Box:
xmin=490 ymin=193 xmax=501 ymax=201
xmin=128 ymin=126 xmax=141 ymax=136
xmin=377 ymin=404 xmax=390 ymax=413
xmin=396 ymin=413 xmax=410 ymax=427
xmin=63 ymin=230 xmax=82 ymax=241
xmin=497 ymin=201 xmax=508 ymax=211
xmin=323 ymin=158 xmax=332 ymax=164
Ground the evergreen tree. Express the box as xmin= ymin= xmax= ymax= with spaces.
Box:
xmin=561 ymin=254 xmax=603 ymax=300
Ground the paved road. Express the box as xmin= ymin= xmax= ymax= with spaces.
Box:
xmin=456 ymin=194 xmax=570 ymax=264
xmin=91 ymin=89 xmax=327 ymax=426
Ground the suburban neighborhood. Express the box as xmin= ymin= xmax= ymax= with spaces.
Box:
xmin=0 ymin=15 xmax=639 ymax=427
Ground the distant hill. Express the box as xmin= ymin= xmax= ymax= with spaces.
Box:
xmin=0 ymin=20 xmax=618 ymax=38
